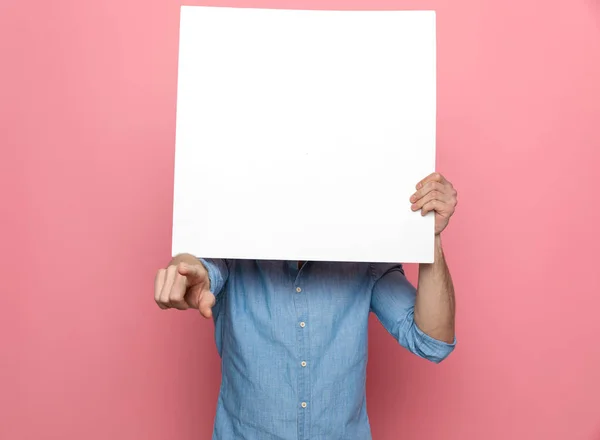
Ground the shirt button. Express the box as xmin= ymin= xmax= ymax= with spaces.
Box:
xmin=301 ymin=361 xmax=307 ymax=367
xmin=299 ymin=321 xmax=306 ymax=328
xmin=301 ymin=402 xmax=307 ymax=408
xmin=296 ymin=287 xmax=302 ymax=293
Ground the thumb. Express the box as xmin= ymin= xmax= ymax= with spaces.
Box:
xmin=198 ymin=291 xmax=216 ymax=319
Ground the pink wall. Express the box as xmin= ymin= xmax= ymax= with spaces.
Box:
xmin=1 ymin=0 xmax=599 ymax=439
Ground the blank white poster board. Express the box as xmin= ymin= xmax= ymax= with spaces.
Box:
xmin=172 ymin=6 xmax=436 ymax=263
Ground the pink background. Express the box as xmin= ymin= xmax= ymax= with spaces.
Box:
xmin=1 ymin=0 xmax=599 ymax=439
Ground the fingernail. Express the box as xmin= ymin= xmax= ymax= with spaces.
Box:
xmin=416 ymin=183 xmax=422 ymax=189
xmin=411 ymin=204 xmax=417 ymax=210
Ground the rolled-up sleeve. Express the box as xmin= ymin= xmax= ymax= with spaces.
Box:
xmin=370 ymin=263 xmax=456 ymax=363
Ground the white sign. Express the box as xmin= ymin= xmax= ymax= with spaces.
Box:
xmin=173 ymin=6 xmax=436 ymax=263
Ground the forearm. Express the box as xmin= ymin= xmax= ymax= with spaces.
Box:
xmin=414 ymin=235 xmax=456 ymax=343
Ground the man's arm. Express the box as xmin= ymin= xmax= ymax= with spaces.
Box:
xmin=369 ymin=172 xmax=458 ymax=363
xmin=410 ymin=172 xmax=458 ymax=344
xmin=414 ymin=235 xmax=455 ymax=343
xmin=154 ymin=253 xmax=229 ymax=318
xmin=370 ymin=261 xmax=456 ymax=364
xmin=168 ymin=253 xmax=229 ymax=298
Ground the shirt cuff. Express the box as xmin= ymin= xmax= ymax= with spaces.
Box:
xmin=198 ymin=258 xmax=227 ymax=296
xmin=413 ymin=323 xmax=457 ymax=363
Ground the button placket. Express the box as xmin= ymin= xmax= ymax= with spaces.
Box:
xmin=292 ymin=275 xmax=310 ymax=439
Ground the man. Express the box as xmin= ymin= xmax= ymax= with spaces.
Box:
xmin=154 ymin=172 xmax=458 ymax=440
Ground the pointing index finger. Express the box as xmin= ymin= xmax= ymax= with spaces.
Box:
xmin=177 ymin=262 xmax=202 ymax=278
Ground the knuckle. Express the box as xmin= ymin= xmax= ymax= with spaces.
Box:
xmin=169 ymin=289 xmax=184 ymax=302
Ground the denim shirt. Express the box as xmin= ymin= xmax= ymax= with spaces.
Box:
xmin=200 ymin=259 xmax=455 ymax=440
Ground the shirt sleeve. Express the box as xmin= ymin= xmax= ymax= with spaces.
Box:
xmin=370 ymin=263 xmax=456 ymax=363
xmin=197 ymin=258 xmax=229 ymax=298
